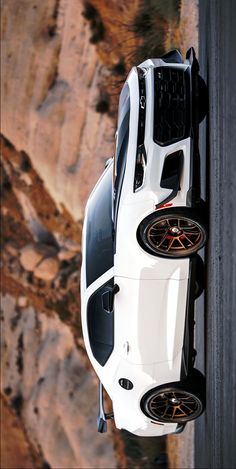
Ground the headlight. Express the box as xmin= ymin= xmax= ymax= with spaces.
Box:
xmin=134 ymin=68 xmax=147 ymax=192
xmin=134 ymin=144 xmax=146 ymax=191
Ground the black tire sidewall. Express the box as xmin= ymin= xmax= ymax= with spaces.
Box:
xmin=197 ymin=74 xmax=208 ymax=123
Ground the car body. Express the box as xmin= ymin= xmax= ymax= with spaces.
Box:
xmin=81 ymin=48 xmax=207 ymax=436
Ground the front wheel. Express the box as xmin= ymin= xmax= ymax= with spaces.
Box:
xmin=138 ymin=207 xmax=208 ymax=258
xmin=197 ymin=74 xmax=208 ymax=123
xmin=194 ymin=254 xmax=205 ymax=299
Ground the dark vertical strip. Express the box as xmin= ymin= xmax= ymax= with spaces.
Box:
xmin=196 ymin=1 xmax=236 ymax=468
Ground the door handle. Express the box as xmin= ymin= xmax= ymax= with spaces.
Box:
xmin=102 ymin=284 xmax=119 ymax=314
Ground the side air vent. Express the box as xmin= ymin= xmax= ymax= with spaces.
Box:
xmin=160 ymin=150 xmax=184 ymax=191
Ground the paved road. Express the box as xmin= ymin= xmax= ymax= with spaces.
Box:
xmin=195 ymin=1 xmax=236 ymax=468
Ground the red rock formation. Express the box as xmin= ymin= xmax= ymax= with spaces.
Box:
xmin=2 ymin=0 xmax=117 ymax=220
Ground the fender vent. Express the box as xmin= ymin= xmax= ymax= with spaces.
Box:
xmin=160 ymin=150 xmax=184 ymax=190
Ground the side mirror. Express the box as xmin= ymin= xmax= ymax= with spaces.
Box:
xmin=97 ymin=416 xmax=107 ymax=433
xmin=105 ymin=157 xmax=113 ymax=169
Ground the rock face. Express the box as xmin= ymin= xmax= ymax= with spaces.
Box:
xmin=1 ymin=395 xmax=42 ymax=469
xmin=58 ymin=247 xmax=77 ymax=261
xmin=20 ymin=243 xmax=58 ymax=272
xmin=1 ymin=294 xmax=117 ymax=469
xmin=1 ymin=135 xmax=118 ymax=468
xmin=34 ymin=256 xmax=60 ymax=281
xmin=1 ymin=0 xmax=115 ymax=221
xmin=17 ymin=296 xmax=29 ymax=308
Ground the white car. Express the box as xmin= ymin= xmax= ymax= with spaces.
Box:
xmin=81 ymin=48 xmax=207 ymax=437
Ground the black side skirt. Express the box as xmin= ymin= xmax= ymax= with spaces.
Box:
xmin=180 ymin=256 xmax=199 ymax=380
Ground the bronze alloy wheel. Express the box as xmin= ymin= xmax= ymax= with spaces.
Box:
xmin=138 ymin=207 xmax=208 ymax=258
xmin=142 ymin=388 xmax=204 ymax=423
xmin=146 ymin=216 xmax=204 ymax=256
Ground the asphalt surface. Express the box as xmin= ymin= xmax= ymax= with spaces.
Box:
xmin=195 ymin=1 xmax=236 ymax=468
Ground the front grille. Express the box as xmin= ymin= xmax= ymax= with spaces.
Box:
xmin=153 ymin=67 xmax=191 ymax=146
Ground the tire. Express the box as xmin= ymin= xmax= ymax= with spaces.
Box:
xmin=194 ymin=254 xmax=205 ymax=299
xmin=141 ymin=369 xmax=205 ymax=424
xmin=197 ymin=74 xmax=208 ymax=123
xmin=138 ymin=207 xmax=208 ymax=259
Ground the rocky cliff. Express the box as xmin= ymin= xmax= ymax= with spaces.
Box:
xmin=2 ymin=0 xmax=116 ymax=221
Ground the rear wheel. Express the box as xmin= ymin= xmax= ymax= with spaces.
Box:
xmin=138 ymin=207 xmax=207 ymax=258
xmin=141 ymin=370 xmax=205 ymax=424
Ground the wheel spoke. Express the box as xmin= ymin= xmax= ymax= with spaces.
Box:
xmin=163 ymin=405 xmax=170 ymax=417
xmin=181 ymin=398 xmax=196 ymax=404
xmin=183 ymin=231 xmax=200 ymax=236
xmin=149 ymin=231 xmax=166 ymax=237
xmin=183 ymin=234 xmax=194 ymax=245
xmin=181 ymin=225 xmax=198 ymax=230
xmin=172 ymin=406 xmax=177 ymax=419
xmin=150 ymin=227 xmax=167 ymax=232
xmin=149 ymin=228 xmax=167 ymax=236
xmin=157 ymin=231 xmax=169 ymax=247
xmin=167 ymin=237 xmax=175 ymax=251
xmin=181 ymin=403 xmax=195 ymax=413
xmin=151 ymin=402 xmax=167 ymax=410
xmin=178 ymin=237 xmax=187 ymax=249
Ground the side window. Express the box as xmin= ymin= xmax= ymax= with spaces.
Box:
xmin=87 ymin=279 xmax=114 ymax=366
xmin=86 ymin=164 xmax=113 ymax=287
